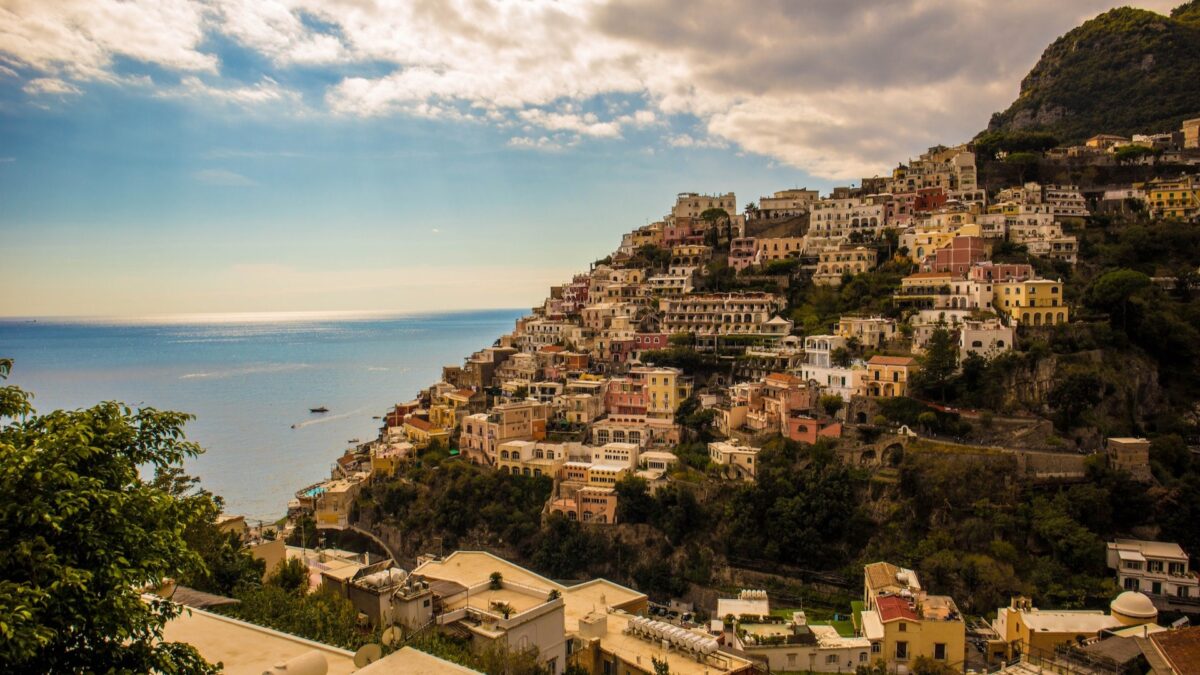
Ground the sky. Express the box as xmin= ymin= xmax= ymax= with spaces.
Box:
xmin=0 ymin=0 xmax=1180 ymax=318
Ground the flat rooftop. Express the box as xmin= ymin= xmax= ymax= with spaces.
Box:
xmin=601 ymin=612 xmax=753 ymax=675
xmin=357 ymin=646 xmax=480 ymax=674
xmin=1019 ymin=610 xmax=1122 ymax=634
xmin=161 ymin=605 xmax=356 ymax=675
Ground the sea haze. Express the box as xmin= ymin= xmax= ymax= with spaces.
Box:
xmin=0 ymin=309 xmax=524 ymax=522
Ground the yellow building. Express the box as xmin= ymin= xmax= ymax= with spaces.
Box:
xmin=1144 ymin=175 xmax=1200 ymax=221
xmin=632 ymin=366 xmax=692 ymax=419
xmin=858 ymin=562 xmax=966 ymax=671
xmin=864 ymin=355 xmax=916 ymax=397
xmin=987 ymin=594 xmax=1156 ymax=664
xmin=402 ymin=417 xmax=451 ymax=449
xmin=993 ymin=279 xmax=1068 ymax=326
xmin=313 ymin=474 xmax=368 ymax=530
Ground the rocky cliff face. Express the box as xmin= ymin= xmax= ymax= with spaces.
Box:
xmin=985 ymin=2 xmax=1200 ymax=142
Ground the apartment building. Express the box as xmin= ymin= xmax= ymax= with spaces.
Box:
xmin=724 ymin=592 xmax=872 ymax=672
xmin=836 ymin=316 xmax=897 ymax=348
xmin=988 ymin=594 xmax=1155 ymax=664
xmin=756 ymin=188 xmax=819 ymax=219
xmin=671 ymin=191 xmax=738 ymax=220
xmin=1107 ymin=539 xmax=1199 ymax=600
xmin=858 ymin=562 xmax=965 ymax=671
xmin=709 ymin=440 xmax=760 ymax=481
xmin=809 ymin=195 xmax=887 ymax=239
xmin=993 ymin=279 xmax=1069 ymax=326
xmin=460 ymin=401 xmax=550 ymax=466
xmin=864 ymin=356 xmax=916 ymax=398
xmin=959 ymin=319 xmax=1015 ymax=361
xmin=800 ymin=335 xmax=863 ymax=401
xmin=1144 ymin=175 xmax=1200 ymax=221
xmin=661 ymin=292 xmax=791 ymax=341
xmin=753 ymin=236 xmax=806 ymax=264
xmin=813 ymin=246 xmax=878 ymax=286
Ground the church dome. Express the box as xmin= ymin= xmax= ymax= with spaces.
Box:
xmin=1110 ymin=591 xmax=1157 ymax=623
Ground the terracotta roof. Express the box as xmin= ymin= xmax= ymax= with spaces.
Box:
xmin=868 ymin=355 xmax=915 ymax=366
xmin=904 ymin=271 xmax=953 ymax=279
xmin=864 ymin=562 xmax=900 ymax=592
xmin=405 ymin=417 xmax=432 ymax=431
xmin=452 ymin=389 xmax=477 ymax=399
xmin=765 ymin=372 xmax=804 ymax=385
xmin=1149 ymin=626 xmax=1200 ymax=675
xmin=876 ymin=595 xmax=919 ymax=623
xmin=540 ymin=345 xmax=567 ymax=353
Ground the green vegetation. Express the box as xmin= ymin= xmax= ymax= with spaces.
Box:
xmin=0 ymin=360 xmax=219 ymax=672
xmin=985 ymin=4 xmax=1200 ymax=142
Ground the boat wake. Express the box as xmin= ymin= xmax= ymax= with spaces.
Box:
xmin=180 ymin=363 xmax=311 ymax=380
xmin=291 ymin=406 xmax=369 ymax=429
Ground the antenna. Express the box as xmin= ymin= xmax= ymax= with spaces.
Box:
xmin=353 ymin=643 xmax=383 ymax=667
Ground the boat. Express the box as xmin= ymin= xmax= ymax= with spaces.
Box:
xmin=347 ymin=438 xmax=360 ymax=444
xmin=309 ymin=406 xmax=329 ymax=414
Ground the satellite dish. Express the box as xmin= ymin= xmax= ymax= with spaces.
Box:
xmin=381 ymin=626 xmax=403 ymax=647
xmin=353 ymin=643 xmax=383 ymax=667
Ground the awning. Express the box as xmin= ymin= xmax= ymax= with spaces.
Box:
xmin=1117 ymin=549 xmax=1147 ymax=563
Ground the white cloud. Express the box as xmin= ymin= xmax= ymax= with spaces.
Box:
xmin=666 ymin=133 xmax=728 ymax=150
xmin=0 ymin=0 xmax=1182 ymax=178
xmin=0 ymin=0 xmax=215 ymax=80
xmin=192 ymin=168 xmax=257 ymax=186
xmin=22 ymin=77 xmax=82 ymax=96
xmin=161 ymin=76 xmax=302 ymax=108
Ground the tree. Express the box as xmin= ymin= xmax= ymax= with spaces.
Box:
xmin=652 ymin=656 xmax=671 ymax=675
xmin=490 ymin=571 xmax=504 ymax=590
xmin=266 ymin=558 xmax=309 ymax=595
xmin=1047 ymin=370 xmax=1103 ymax=431
xmin=830 ymin=346 xmax=852 ymax=367
xmin=819 ymin=394 xmax=845 ymax=418
xmin=1004 ymin=151 xmax=1040 ymax=183
xmin=0 ymin=363 xmax=219 ymax=672
xmin=1086 ymin=268 xmax=1151 ymax=332
xmin=913 ymin=327 xmax=959 ymax=401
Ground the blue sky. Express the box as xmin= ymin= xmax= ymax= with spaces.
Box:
xmin=0 ymin=0 xmax=1175 ymax=317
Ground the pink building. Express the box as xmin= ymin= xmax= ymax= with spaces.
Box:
xmin=968 ymin=261 xmax=1034 ymax=282
xmin=728 ymin=237 xmax=758 ymax=271
xmin=605 ymin=378 xmax=647 ymax=415
xmin=787 ymin=416 xmax=843 ymax=444
xmin=923 ymin=236 xmax=988 ymax=277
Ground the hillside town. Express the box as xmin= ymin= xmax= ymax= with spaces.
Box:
xmin=156 ymin=118 xmax=1200 ymax=674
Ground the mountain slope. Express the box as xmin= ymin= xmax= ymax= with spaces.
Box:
xmin=985 ymin=2 xmax=1200 ymax=142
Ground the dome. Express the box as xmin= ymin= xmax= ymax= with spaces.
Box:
xmin=1110 ymin=591 xmax=1157 ymax=620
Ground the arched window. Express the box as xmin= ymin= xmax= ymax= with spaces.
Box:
xmin=500 ymin=450 xmax=510 ymax=459
xmin=972 ymin=340 xmax=983 ymax=348
xmin=996 ymin=340 xmax=1005 ymax=347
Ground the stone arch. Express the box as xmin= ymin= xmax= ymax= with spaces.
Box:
xmin=881 ymin=443 xmax=904 ymax=467
xmin=856 ymin=411 xmax=868 ymax=424
xmin=859 ymin=449 xmax=877 ymax=465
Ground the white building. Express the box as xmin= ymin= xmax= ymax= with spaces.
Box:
xmin=1107 ymin=539 xmax=1199 ymax=600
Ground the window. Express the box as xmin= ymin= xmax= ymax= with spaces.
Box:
xmin=898 ymin=622 xmax=907 ymax=632
xmin=860 ymin=653 xmax=868 ymax=662
xmin=1148 ymin=560 xmax=1164 ymax=573
xmin=787 ymin=654 xmax=797 ymax=667
xmin=934 ymin=643 xmax=946 ymax=660
xmin=871 ymin=643 xmax=881 ymax=654
xmin=1124 ymin=578 xmax=1140 ymax=591
xmin=826 ymin=654 xmax=838 ymax=665
xmin=896 ymin=641 xmax=908 ymax=660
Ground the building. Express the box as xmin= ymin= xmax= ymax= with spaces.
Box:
xmin=836 ymin=316 xmax=898 ymax=348
xmin=923 ymin=235 xmax=989 ymax=277
xmin=809 ymin=195 xmax=887 ymax=240
xmin=988 ymin=594 xmax=1156 ymax=664
xmin=800 ymin=334 xmax=863 ymax=401
xmin=993 ymin=279 xmax=1069 ymax=326
xmin=671 ymin=191 xmax=738 ymax=221
xmin=1142 ymin=626 xmax=1200 ymax=675
xmin=813 ymin=246 xmax=878 ymax=286
xmin=708 ymin=440 xmax=760 ymax=481
xmin=858 ymin=562 xmax=966 ymax=671
xmin=660 ymin=293 xmax=791 ymax=345
xmin=313 ymin=473 xmax=369 ymax=530
xmin=460 ymin=401 xmax=550 ymax=466
xmin=959 ymin=318 xmax=1015 ymax=361
xmin=413 ymin=551 xmax=754 ymax=675
xmin=753 ymin=236 xmax=806 ymax=264
xmin=720 ymin=591 xmax=872 ymax=673
xmin=1105 ymin=437 xmax=1152 ymax=482
xmin=756 ymin=188 xmax=819 ymax=219
xmin=1106 ymin=539 xmax=1199 ymax=601
xmin=1184 ymin=118 xmax=1200 ymax=150
xmin=864 ymin=356 xmax=916 ymax=397
xmin=1144 ymin=175 xmax=1200 ymax=221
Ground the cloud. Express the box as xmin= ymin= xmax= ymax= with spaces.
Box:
xmin=0 ymin=0 xmax=1181 ymax=178
xmin=0 ymin=0 xmax=215 ymax=80
xmin=192 ymin=168 xmax=257 ymax=186
xmin=507 ymin=135 xmax=579 ymax=152
xmin=23 ymin=77 xmax=82 ymax=96
xmin=161 ymin=76 xmax=302 ymax=107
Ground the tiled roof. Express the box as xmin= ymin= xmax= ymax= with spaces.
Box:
xmin=765 ymin=372 xmax=803 ymax=385
xmin=868 ymin=355 xmax=915 ymax=366
xmin=1149 ymin=626 xmax=1200 ymax=675
xmin=876 ymin=594 xmax=919 ymax=623
xmin=405 ymin=417 xmax=431 ymax=431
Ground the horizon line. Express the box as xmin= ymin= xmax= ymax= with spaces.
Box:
xmin=0 ymin=307 xmax=530 ymax=326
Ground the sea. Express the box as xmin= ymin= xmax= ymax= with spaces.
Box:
xmin=0 ymin=309 xmax=524 ymax=522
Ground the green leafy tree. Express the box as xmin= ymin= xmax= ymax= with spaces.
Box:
xmin=913 ymin=327 xmax=959 ymax=401
xmin=819 ymin=394 xmax=845 ymax=418
xmin=0 ymin=362 xmax=219 ymax=672
xmin=652 ymin=656 xmax=671 ymax=675
xmin=266 ymin=557 xmax=309 ymax=595
xmin=1047 ymin=370 xmax=1104 ymax=431
xmin=1086 ymin=268 xmax=1151 ymax=332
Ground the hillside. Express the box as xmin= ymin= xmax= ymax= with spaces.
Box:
xmin=984 ymin=2 xmax=1200 ymax=142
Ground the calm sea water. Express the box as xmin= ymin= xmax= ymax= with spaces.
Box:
xmin=0 ymin=309 xmax=523 ymax=522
